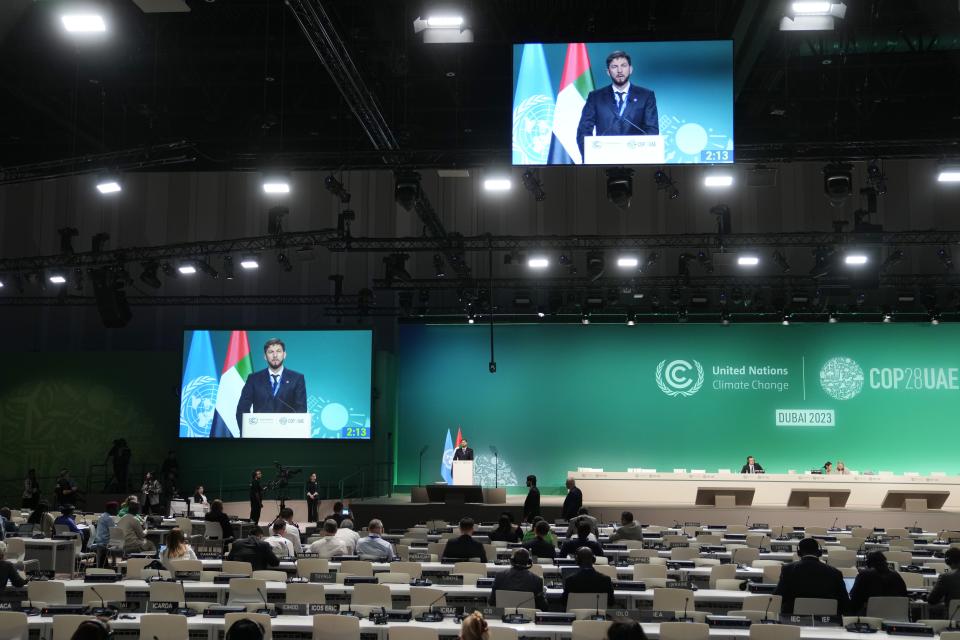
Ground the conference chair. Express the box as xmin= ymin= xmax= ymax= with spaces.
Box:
xmin=252 ymin=570 xmax=287 ymax=582
xmin=410 ymin=587 xmax=445 ymax=607
xmin=746 ymin=535 xmax=769 ymax=549
xmin=938 ymin=630 xmax=960 ymax=640
xmin=733 ymin=549 xmax=761 ymax=566
xmin=168 ymin=559 xmax=203 ymax=575
xmin=389 ymin=561 xmax=423 ymax=579
xmin=594 ymin=565 xmax=617 ymax=580
xmin=897 ymin=571 xmax=924 ymax=589
xmin=388 ymin=629 xmax=439 ymax=640
xmin=312 ymin=614 xmax=359 ymax=640
xmin=852 ymin=527 xmax=873 ymax=539
xmin=377 ymin=571 xmax=411 ymax=584
xmin=567 ymin=592 xmax=608 ymax=613
xmin=726 ymin=525 xmax=749 ymax=535
xmin=28 ymin=580 xmax=66 ymax=606
xmin=740 ymin=595 xmax=782 ymax=614
xmin=51 ymin=616 xmax=97 ymax=640
xmin=286 ymin=583 xmax=325 ymax=605
xmin=224 ymin=612 xmax=273 ymax=640
xmin=0 ymin=611 xmax=28 ymax=640
xmin=762 ymin=565 xmax=782 ymax=583
xmin=174 ymin=517 xmax=194 ymax=536
xmin=659 ymin=622 xmax=710 ymax=640
xmin=793 ymin=598 xmax=837 ymax=615
xmin=139 ymin=614 xmax=189 ymax=640
xmin=204 ymin=521 xmax=223 ymax=540
xmin=350 ymin=583 xmax=391 ymax=609
xmin=837 ymin=538 xmax=866 ymax=551
xmin=339 ymin=560 xmax=373 ymax=577
xmin=621 ymin=540 xmax=645 ymax=549
xmin=671 ymin=547 xmax=699 ymax=561
xmin=825 ymin=549 xmax=856 ymax=568
xmin=749 ymin=624 xmax=800 ymax=640
xmin=3 ymin=539 xmax=24 ymax=565
xmin=488 ymin=628 xmax=519 ymax=640
xmin=866 ymin=596 xmax=909 ymax=621
xmin=804 ymin=527 xmax=828 ymax=537
xmin=571 ymin=619 xmax=613 ymax=640
xmin=652 ymin=588 xmax=695 ymax=613
xmin=222 ymin=560 xmax=253 ymax=576
xmin=709 ymin=564 xmax=737 ymax=588
xmin=149 ymin=581 xmax=185 ymax=604
xmin=226 ymin=578 xmax=267 ymax=606
xmin=82 ymin=584 xmax=125 ymax=605
xmin=886 ymin=551 xmax=913 ymax=567
xmin=494 ymin=589 xmax=537 ymax=611
xmin=427 ymin=542 xmax=446 ymax=557
xmin=124 ymin=557 xmax=152 ymax=579
xmin=452 ymin=561 xmax=487 ymax=577
xmin=886 ymin=528 xmax=910 ymax=540
xmin=297 ymin=558 xmax=330 ymax=578
xmin=634 ymin=564 xmax=668 ymax=581
xmin=695 ymin=534 xmax=721 ymax=545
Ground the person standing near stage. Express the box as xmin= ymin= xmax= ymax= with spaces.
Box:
xmin=22 ymin=469 xmax=40 ymax=509
xmin=562 ymin=478 xmax=583 ymax=521
xmin=524 ymin=475 xmax=540 ymax=522
xmin=305 ymin=472 xmax=319 ymax=522
xmin=249 ymin=469 xmax=263 ymax=524
xmin=141 ymin=472 xmax=162 ymax=515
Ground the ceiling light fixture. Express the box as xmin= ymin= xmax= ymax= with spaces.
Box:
xmin=62 ymin=14 xmax=106 ymax=33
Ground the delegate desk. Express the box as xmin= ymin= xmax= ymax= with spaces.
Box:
xmin=569 ymin=472 xmax=960 ymax=509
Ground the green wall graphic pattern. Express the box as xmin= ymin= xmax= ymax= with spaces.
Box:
xmin=397 ymin=323 xmax=960 ymax=487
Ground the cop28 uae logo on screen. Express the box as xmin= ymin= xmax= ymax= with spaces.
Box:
xmin=819 ymin=356 xmax=865 ymax=400
xmin=656 ymin=359 xmax=705 ymax=397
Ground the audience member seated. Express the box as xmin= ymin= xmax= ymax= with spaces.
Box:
xmin=117 ymin=502 xmax=156 ymax=553
xmin=606 ymin=621 xmax=648 ymax=640
xmin=609 ymin=511 xmax=643 ymax=542
xmin=849 ymin=551 xmax=907 ymax=614
xmin=355 ymin=518 xmax=395 ymax=561
xmin=336 ymin=519 xmax=360 ymax=549
xmin=279 ymin=507 xmax=301 ymax=547
xmin=488 ymin=513 xmax=523 ymax=543
xmin=563 ymin=548 xmax=614 ymax=608
xmin=929 ymin=548 xmax=960 ymax=613
xmin=566 ymin=507 xmax=599 ymax=539
xmin=774 ymin=537 xmax=849 ymax=614
xmin=264 ymin=520 xmax=296 ymax=558
xmin=0 ymin=541 xmax=27 ymax=589
xmin=227 ymin=528 xmax=280 ymax=571
xmin=0 ymin=508 xmax=15 ymax=536
xmin=91 ymin=501 xmax=118 ymax=549
xmin=323 ymin=501 xmax=351 ymax=526
xmin=559 ymin=521 xmax=605 ymax=559
xmin=117 ymin=496 xmax=138 ymax=518
xmin=523 ymin=520 xmax=557 ymax=560
xmin=27 ymin=501 xmax=54 ymax=537
xmin=460 ymin=611 xmax=489 ymax=640
xmin=309 ymin=519 xmax=352 ymax=558
xmin=54 ymin=504 xmax=88 ymax=547
xmin=522 ymin=516 xmax=557 ymax=546
xmin=70 ymin=619 xmax=112 ymax=640
xmin=225 ymin=618 xmax=265 ymax=640
xmin=442 ymin=517 xmax=488 ymax=562
xmin=160 ymin=528 xmax=198 ymax=570
xmin=204 ymin=499 xmax=235 ymax=545
xmin=489 ymin=548 xmax=547 ymax=610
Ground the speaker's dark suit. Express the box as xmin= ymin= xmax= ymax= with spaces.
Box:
xmin=441 ymin=534 xmax=487 ymax=562
xmin=453 ymin=447 xmax=474 ymax=461
xmin=774 ymin=556 xmax=850 ymax=614
xmin=490 ymin=568 xmax=547 ymax=610
xmin=562 ymin=567 xmax=615 ymax=607
xmin=235 ymin=368 xmax=308 ymax=435
xmin=576 ymin=83 xmax=659 ymax=160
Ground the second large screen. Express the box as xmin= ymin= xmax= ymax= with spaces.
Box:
xmin=512 ymin=41 xmax=733 ymax=165
xmin=180 ymin=329 xmax=372 ymax=439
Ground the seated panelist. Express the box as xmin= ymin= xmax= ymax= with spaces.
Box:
xmin=740 ymin=455 xmax=764 ymax=474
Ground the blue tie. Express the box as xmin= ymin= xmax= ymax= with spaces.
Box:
xmin=271 ymin=374 xmax=280 ymax=397
xmin=616 ymin=91 xmax=626 ymax=116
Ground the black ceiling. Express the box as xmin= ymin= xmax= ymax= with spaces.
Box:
xmin=2 ymin=0 xmax=960 ymax=172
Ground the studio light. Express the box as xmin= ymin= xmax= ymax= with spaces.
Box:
xmin=427 ymin=15 xmax=463 ymax=27
xmin=467 ymin=315 xmax=475 ymax=324
xmin=606 ymin=168 xmax=634 ymax=209
xmin=844 ymin=254 xmax=868 ymax=265
xmin=823 ymin=162 xmax=853 ymax=205
xmin=882 ymin=308 xmax=893 ymax=323
xmin=792 ymin=1 xmax=832 ymax=13
xmin=586 ymin=251 xmax=605 ymax=281
xmin=0 ymin=280 xmax=4 ymax=289
xmin=394 ymin=171 xmax=422 ymax=211
xmin=277 ymin=253 xmax=293 ymax=272
xmin=139 ymin=262 xmax=161 ymax=289
xmin=738 ymin=255 xmax=759 ymax=266
xmin=617 ymin=256 xmax=639 ymax=268
xmin=240 ymin=257 xmax=259 ymax=270
xmin=49 ymin=274 xmax=67 ymax=285
xmin=62 ymin=14 xmax=106 ymax=33
xmin=177 ymin=263 xmax=197 ymax=275
xmin=483 ymin=177 xmax=512 ymax=192
xmin=527 ymin=256 xmax=549 ymax=269
xmin=937 ymin=164 xmax=960 ymax=183
xmin=197 ymin=260 xmax=219 ymax=279
xmin=704 ymin=174 xmax=734 ymax=188
xmin=626 ymin=313 xmax=637 ymax=326
xmin=96 ymin=178 xmax=121 ymax=194
xmin=653 ymin=169 xmax=680 ymax=199
xmin=262 ymin=175 xmax=290 ymax=194
xmin=433 ymin=254 xmax=446 ymax=278
xmin=413 ymin=15 xmax=473 ymax=43
xmin=383 ymin=253 xmax=412 ymax=285
xmin=580 ymin=312 xmax=591 ymax=325
xmin=521 ymin=170 xmax=545 ymax=201
xmin=324 ymin=175 xmax=351 ymax=203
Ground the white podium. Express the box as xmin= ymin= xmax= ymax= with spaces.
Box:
xmin=241 ymin=413 xmax=312 ymax=439
xmin=452 ymin=460 xmax=474 ymax=486
xmin=583 ymin=134 xmax=665 ymax=164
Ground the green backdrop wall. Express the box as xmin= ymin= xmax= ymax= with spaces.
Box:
xmin=396 ymin=323 xmax=960 ymax=488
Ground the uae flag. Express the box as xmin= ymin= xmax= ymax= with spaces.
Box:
xmin=548 ymin=43 xmax=595 ymax=165
xmin=210 ymin=330 xmax=253 ymax=438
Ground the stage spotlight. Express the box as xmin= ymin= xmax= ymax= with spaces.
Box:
xmin=467 ymin=315 xmax=476 ymax=324
xmin=57 ymin=227 xmax=78 ymax=254
xmin=521 ymin=170 xmax=546 ymax=201
xmin=882 ymin=307 xmax=893 ymax=323
xmin=62 ymin=14 xmax=106 ymax=33
xmin=383 ymin=253 xmax=412 ymax=285
xmin=586 ymin=251 xmax=605 ymax=281
xmin=95 ymin=173 xmax=121 ymax=194
xmin=653 ymin=169 xmax=680 ymax=199
xmin=139 ymin=262 xmax=162 ymax=289
xmin=0 ymin=279 xmax=4 ymax=289
xmin=810 ymin=246 xmax=836 ymax=278
xmin=606 ymin=168 xmax=634 ymax=209
xmin=704 ymin=173 xmax=733 ymax=188
xmin=483 ymin=177 xmax=512 ymax=192
xmin=823 ymin=162 xmax=853 ymax=205
xmin=720 ymin=309 xmax=731 ymax=325
xmin=781 ymin=312 xmax=792 ymax=326
xmin=696 ymin=250 xmax=714 ymax=273
xmin=626 ymin=313 xmax=637 ymax=326
xmin=240 ymin=256 xmax=259 ymax=270
xmin=277 ymin=253 xmax=293 ymax=272
xmin=394 ymin=171 xmax=422 ymax=211
xmin=710 ymin=204 xmax=732 ymax=235
xmin=537 ymin=306 xmax=546 ymax=319
xmin=177 ymin=263 xmax=197 ymax=275
xmin=262 ymin=173 xmax=291 ymax=195
xmin=938 ymin=248 xmax=954 ymax=270
xmin=772 ymin=249 xmax=791 ymax=273
xmin=433 ymin=254 xmax=446 ymax=278
xmin=324 ymin=174 xmax=351 ymax=203
xmin=937 ymin=164 xmax=960 ymax=183
xmin=930 ymin=310 xmax=941 ymax=325
xmin=527 ymin=256 xmax=549 ymax=269
xmin=617 ymin=256 xmax=639 ymax=269
xmin=844 ymin=253 xmax=868 ymax=265
xmin=880 ymin=249 xmax=903 ymax=272
xmin=738 ymin=255 xmax=759 ymax=266
xmin=267 ymin=206 xmax=289 ymax=235
xmin=223 ymin=256 xmax=234 ymax=280
xmin=677 ymin=307 xmax=688 ymax=323
xmin=580 ymin=312 xmax=591 ymax=325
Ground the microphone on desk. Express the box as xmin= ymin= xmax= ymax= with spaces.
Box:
xmin=745 ymin=515 xmax=750 ymax=528
xmin=502 ymin=593 xmax=536 ymax=624
xmin=589 ymin=592 xmax=606 ymax=621
xmin=89 ymin=586 xmax=116 ymax=618
xmin=416 ymin=591 xmax=448 ymax=622
xmin=256 ymin=588 xmax=274 ymax=616
xmin=832 ymin=517 xmax=839 ymax=530
xmin=679 ymin=596 xmax=691 ymax=622
xmin=761 ymin=596 xmax=775 ymax=623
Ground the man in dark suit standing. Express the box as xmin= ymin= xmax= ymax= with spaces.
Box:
xmin=441 ymin=517 xmax=487 ymax=562
xmin=524 ymin=475 xmax=540 ymax=522
xmin=489 ymin=548 xmax=547 ymax=610
xmin=929 ymin=548 xmax=960 ymax=614
xmin=235 ymin=338 xmax=308 ymax=436
xmin=576 ymin=50 xmax=659 ymax=162
xmin=453 ymin=440 xmax=474 ymax=461
xmin=774 ymin=537 xmax=850 ymax=614
xmin=563 ymin=548 xmax=615 ymax=608
xmin=227 ymin=528 xmax=280 ymax=571
xmin=562 ymin=478 xmax=583 ymax=521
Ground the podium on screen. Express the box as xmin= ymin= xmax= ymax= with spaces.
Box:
xmin=583 ymin=135 xmax=665 ymax=164
xmin=241 ymin=413 xmax=312 ymax=439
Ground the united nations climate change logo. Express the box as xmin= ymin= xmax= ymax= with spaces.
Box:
xmin=512 ymin=94 xmax=555 ymax=164
xmin=819 ymin=356 xmax=864 ymax=400
xmin=179 ymin=375 xmax=217 ymax=437
xmin=656 ymin=359 xmax=705 ymax=397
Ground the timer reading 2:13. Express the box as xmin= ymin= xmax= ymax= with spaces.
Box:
xmin=700 ymin=150 xmax=733 ymax=162
xmin=343 ymin=427 xmax=369 ymax=438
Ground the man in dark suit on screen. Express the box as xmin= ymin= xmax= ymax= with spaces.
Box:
xmin=576 ymin=50 xmax=659 ymax=162
xmin=235 ymin=338 xmax=307 ymax=436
